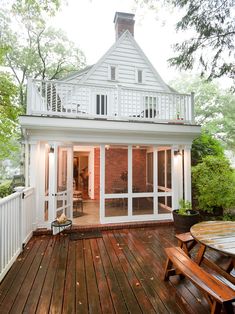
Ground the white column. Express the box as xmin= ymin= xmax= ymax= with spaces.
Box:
xmin=153 ymin=146 xmax=158 ymax=214
xmin=171 ymin=146 xmax=183 ymax=210
xmin=184 ymin=145 xmax=192 ymax=203
xmin=100 ymin=145 xmax=105 ymax=223
xmin=24 ymin=141 xmax=29 ymax=187
xmin=29 ymin=142 xmax=39 ymax=226
xmin=128 ymin=145 xmax=132 ymax=217
xmin=48 ymin=143 xmax=57 ymax=222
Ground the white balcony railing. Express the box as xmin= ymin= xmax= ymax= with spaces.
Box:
xmin=27 ymin=79 xmax=194 ymax=123
xmin=0 ymin=188 xmax=35 ymax=282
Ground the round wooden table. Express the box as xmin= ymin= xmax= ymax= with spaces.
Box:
xmin=190 ymin=221 xmax=235 ymax=284
xmin=191 ymin=221 xmax=235 ymax=257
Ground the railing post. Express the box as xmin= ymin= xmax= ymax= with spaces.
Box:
xmin=26 ymin=78 xmax=32 ymax=115
xmin=117 ymin=84 xmax=121 ymax=117
xmin=191 ymin=92 xmax=195 ymax=123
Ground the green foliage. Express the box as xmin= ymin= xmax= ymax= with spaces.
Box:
xmin=192 ymin=156 xmax=235 ymax=213
xmin=171 ymin=75 xmax=235 ymax=151
xmin=168 ymin=0 xmax=235 ymax=87
xmin=0 ymin=180 xmax=13 ymax=198
xmin=0 ymin=71 xmax=21 ymax=160
xmin=0 ymin=4 xmax=86 ymax=107
xmin=192 ymin=131 xmax=224 ymax=166
xmin=178 ymin=199 xmax=192 ymax=215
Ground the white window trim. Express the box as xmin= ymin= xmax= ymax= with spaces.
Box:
xmin=108 ymin=64 xmax=118 ymax=81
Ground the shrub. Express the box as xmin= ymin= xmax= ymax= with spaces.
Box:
xmin=0 ymin=180 xmax=13 ymax=198
xmin=191 ymin=131 xmax=225 ymax=166
xmin=192 ymin=156 xmax=235 ymax=213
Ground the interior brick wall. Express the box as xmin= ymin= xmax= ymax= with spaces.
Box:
xmin=93 ymin=147 xmax=147 ymax=199
xmin=94 ymin=148 xmax=100 ymax=200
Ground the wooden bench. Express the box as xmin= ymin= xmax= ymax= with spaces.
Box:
xmin=175 ymin=232 xmax=197 ymax=256
xmin=164 ymin=246 xmax=235 ymax=314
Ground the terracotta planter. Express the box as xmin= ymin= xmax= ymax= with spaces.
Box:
xmin=173 ymin=209 xmax=200 ymax=233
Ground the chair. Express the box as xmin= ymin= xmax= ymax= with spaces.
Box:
xmin=73 ymin=192 xmax=83 ymax=213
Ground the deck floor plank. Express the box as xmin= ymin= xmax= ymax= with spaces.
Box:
xmin=96 ymin=238 xmax=129 ymax=314
xmin=1 ymin=225 xmax=233 ymax=314
xmin=83 ymin=240 xmax=102 ymax=314
xmin=75 ymin=240 xmax=89 ymax=314
xmin=106 ymin=232 xmax=157 ymax=313
xmin=102 ymin=232 xmax=143 ymax=314
xmin=49 ymin=236 xmax=69 ymax=314
xmin=90 ymin=239 xmax=115 ymax=314
xmin=62 ymin=240 xmax=76 ymax=314
xmin=23 ymin=237 xmax=56 ymax=313
xmin=0 ymin=238 xmax=42 ymax=313
xmin=0 ymin=237 xmax=36 ymax=305
xmin=9 ymin=238 xmax=49 ymax=314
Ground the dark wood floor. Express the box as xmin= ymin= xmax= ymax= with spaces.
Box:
xmin=0 ymin=225 xmax=233 ymax=314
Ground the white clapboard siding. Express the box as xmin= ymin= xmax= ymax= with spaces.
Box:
xmin=84 ymin=33 xmax=169 ymax=92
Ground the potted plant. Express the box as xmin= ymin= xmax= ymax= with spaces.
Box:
xmin=173 ymin=199 xmax=200 ymax=233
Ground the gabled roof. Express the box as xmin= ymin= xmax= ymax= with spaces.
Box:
xmin=79 ymin=30 xmax=171 ymax=92
xmin=59 ymin=65 xmax=94 ymax=82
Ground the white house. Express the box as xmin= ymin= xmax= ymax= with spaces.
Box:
xmin=20 ymin=12 xmax=201 ymax=229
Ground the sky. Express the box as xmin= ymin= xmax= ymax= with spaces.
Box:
xmin=51 ymin=0 xmax=187 ymax=84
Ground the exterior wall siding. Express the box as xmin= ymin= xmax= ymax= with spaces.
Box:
xmin=84 ymin=35 xmax=168 ymax=91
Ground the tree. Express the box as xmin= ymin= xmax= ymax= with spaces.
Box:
xmin=0 ymin=4 xmax=86 ymax=107
xmin=170 ymin=75 xmax=235 ymax=150
xmin=191 ymin=131 xmax=225 ymax=166
xmin=0 ymin=71 xmax=21 ymax=160
xmin=134 ymin=0 xmax=235 ymax=87
xmin=168 ymin=0 xmax=235 ymax=86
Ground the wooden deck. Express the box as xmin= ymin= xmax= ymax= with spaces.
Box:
xmin=0 ymin=225 xmax=233 ymax=313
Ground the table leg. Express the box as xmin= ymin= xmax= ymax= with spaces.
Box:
xmin=195 ymin=244 xmax=206 ymax=265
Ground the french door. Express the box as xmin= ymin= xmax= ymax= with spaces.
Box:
xmin=48 ymin=144 xmax=73 ymax=223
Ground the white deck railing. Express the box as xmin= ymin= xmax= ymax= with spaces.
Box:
xmin=27 ymin=79 xmax=194 ymax=123
xmin=0 ymin=187 xmax=35 ymax=282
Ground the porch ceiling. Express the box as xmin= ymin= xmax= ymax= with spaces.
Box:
xmin=20 ymin=115 xmax=201 ymax=145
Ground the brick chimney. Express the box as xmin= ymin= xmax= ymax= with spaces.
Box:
xmin=113 ymin=12 xmax=135 ymax=40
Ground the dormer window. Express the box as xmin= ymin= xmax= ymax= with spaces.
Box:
xmin=109 ymin=65 xmax=117 ymax=81
xmin=136 ymin=69 xmax=144 ymax=84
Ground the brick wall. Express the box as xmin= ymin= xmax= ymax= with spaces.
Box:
xmin=94 ymin=148 xmax=100 ymax=200
xmin=93 ymin=147 xmax=147 ymax=199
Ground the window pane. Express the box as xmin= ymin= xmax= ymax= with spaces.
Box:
xmin=105 ymin=198 xmax=128 ymax=217
xmin=111 ymin=66 xmax=116 ymax=80
xmin=105 ymin=145 xmax=128 ymax=194
xmin=138 ymin=70 xmax=142 ymax=83
xmin=167 ymin=150 xmax=172 ymax=189
xmin=158 ymin=196 xmax=172 ymax=214
xmin=96 ymin=94 xmax=107 ymax=115
xmin=133 ymin=197 xmax=153 ymax=215
xmin=158 ymin=151 xmax=165 ymax=191
xmin=132 ymin=146 xmax=153 ymax=193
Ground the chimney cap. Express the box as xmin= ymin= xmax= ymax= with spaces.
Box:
xmin=113 ymin=12 xmax=135 ymax=23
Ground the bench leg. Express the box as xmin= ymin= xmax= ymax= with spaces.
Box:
xmin=211 ymin=301 xmax=222 ymax=314
xmin=195 ymin=244 xmax=206 ymax=265
xmin=163 ymin=258 xmax=176 ymax=280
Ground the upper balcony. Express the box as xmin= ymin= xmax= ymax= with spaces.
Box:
xmin=27 ymin=79 xmax=195 ymax=124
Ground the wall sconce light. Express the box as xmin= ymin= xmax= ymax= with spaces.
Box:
xmin=174 ymin=150 xmax=181 ymax=156
xmin=49 ymin=145 xmax=54 ymax=154
xmin=105 ymin=145 xmax=110 ymax=150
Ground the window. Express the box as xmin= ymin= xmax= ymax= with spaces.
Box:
xmin=110 ymin=66 xmax=116 ymax=81
xmin=96 ymin=94 xmax=107 ymax=115
xmin=136 ymin=69 xmax=144 ymax=84
xmin=108 ymin=65 xmax=117 ymax=81
xmin=144 ymin=96 xmax=157 ymax=118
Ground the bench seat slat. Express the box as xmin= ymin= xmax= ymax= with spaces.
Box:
xmin=165 ymin=247 xmax=235 ymax=304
